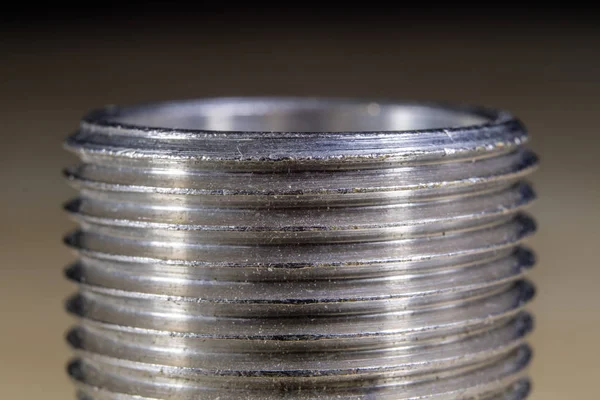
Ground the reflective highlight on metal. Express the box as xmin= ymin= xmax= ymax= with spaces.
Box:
xmin=63 ymin=98 xmax=538 ymax=399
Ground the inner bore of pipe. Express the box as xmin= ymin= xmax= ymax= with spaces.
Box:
xmin=109 ymin=99 xmax=492 ymax=132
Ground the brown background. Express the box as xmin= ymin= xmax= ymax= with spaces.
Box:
xmin=1 ymin=6 xmax=598 ymax=399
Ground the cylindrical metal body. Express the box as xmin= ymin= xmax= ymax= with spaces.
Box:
xmin=63 ymin=98 xmax=538 ymax=399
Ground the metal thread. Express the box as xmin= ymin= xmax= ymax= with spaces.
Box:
xmin=63 ymin=98 xmax=538 ymax=399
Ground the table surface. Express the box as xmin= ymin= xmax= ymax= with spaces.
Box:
xmin=1 ymin=15 xmax=598 ymax=399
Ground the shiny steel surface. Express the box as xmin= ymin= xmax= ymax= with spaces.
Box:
xmin=63 ymin=98 xmax=538 ymax=399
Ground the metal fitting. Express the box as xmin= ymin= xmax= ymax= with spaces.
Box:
xmin=63 ymin=98 xmax=538 ymax=399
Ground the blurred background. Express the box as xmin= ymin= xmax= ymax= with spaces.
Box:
xmin=1 ymin=3 xmax=598 ymax=399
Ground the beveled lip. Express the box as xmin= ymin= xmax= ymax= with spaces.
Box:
xmin=80 ymin=96 xmax=517 ymax=136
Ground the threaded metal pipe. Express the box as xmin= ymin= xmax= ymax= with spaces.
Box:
xmin=63 ymin=98 xmax=538 ymax=399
